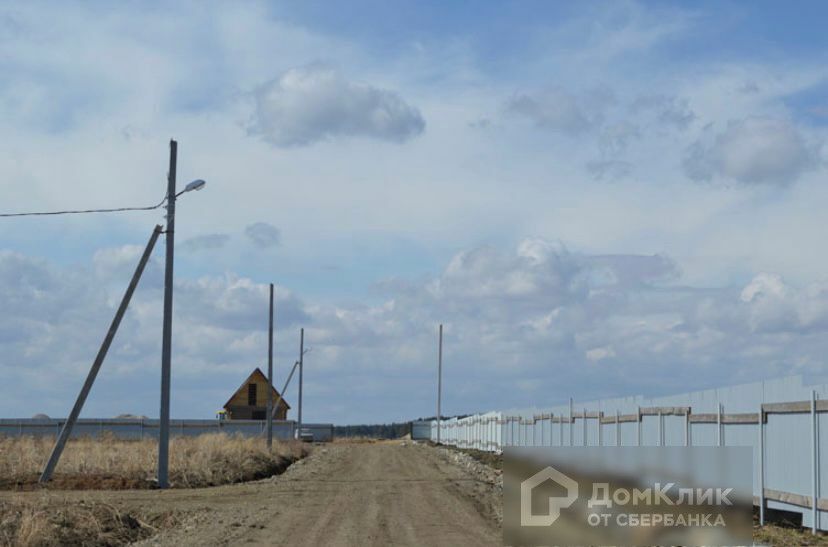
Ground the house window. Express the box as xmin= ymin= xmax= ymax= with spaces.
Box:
xmin=248 ymin=383 xmax=257 ymax=406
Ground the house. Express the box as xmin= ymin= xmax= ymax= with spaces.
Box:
xmin=222 ymin=368 xmax=290 ymax=420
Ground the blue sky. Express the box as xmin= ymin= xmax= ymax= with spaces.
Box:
xmin=1 ymin=1 xmax=827 ymax=424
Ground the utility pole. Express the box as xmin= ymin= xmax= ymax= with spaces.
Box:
xmin=158 ymin=139 xmax=177 ymax=489
xmin=298 ymin=328 xmax=304 ymax=435
xmin=437 ymin=323 xmax=443 ymax=444
xmin=266 ymin=283 xmax=274 ymax=450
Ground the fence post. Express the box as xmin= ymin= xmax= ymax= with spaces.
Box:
xmin=616 ymin=410 xmax=620 ymax=446
xmin=658 ymin=410 xmax=663 ymax=446
xmin=812 ymin=390 xmax=818 ymax=535
xmin=717 ymin=403 xmax=723 ymax=447
xmin=532 ymin=418 xmax=536 ymax=447
xmin=758 ymin=403 xmax=765 ymax=526
xmin=685 ymin=408 xmax=691 ymax=447
xmin=559 ymin=413 xmax=563 ymax=446
xmin=569 ymin=398 xmax=574 ymax=446
xmin=582 ymin=408 xmax=587 ymax=446
xmin=637 ymin=406 xmax=642 ymax=446
xmin=598 ymin=412 xmax=603 ymax=446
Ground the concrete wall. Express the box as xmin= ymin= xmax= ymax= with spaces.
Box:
xmin=0 ymin=418 xmax=334 ymax=442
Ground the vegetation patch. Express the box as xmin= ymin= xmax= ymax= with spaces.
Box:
xmin=0 ymin=496 xmax=180 ymax=546
xmin=0 ymin=433 xmax=307 ymax=490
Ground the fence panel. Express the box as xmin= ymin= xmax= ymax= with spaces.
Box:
xmin=415 ymin=375 xmax=828 ymax=531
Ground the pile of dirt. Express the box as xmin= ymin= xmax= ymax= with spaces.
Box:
xmin=433 ymin=444 xmax=503 ymax=526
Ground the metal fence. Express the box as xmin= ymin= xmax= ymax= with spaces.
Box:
xmin=0 ymin=418 xmax=334 ymax=442
xmin=412 ymin=375 xmax=828 ymax=531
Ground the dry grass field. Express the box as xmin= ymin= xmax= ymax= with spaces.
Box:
xmin=0 ymin=433 xmax=307 ymax=490
xmin=0 ymin=433 xmax=308 ymax=545
xmin=1 ymin=495 xmax=180 ymax=546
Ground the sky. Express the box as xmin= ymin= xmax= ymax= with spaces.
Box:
xmin=1 ymin=1 xmax=827 ymax=424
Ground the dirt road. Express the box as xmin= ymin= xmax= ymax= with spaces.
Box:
xmin=4 ymin=441 xmax=501 ymax=546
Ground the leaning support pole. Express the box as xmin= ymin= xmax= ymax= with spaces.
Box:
xmin=269 ymin=360 xmax=300 ymax=422
xmin=40 ymin=225 xmax=163 ymax=483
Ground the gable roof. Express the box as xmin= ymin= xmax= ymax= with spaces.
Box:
xmin=223 ymin=367 xmax=291 ymax=409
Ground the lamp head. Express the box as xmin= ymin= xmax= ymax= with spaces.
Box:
xmin=184 ymin=179 xmax=206 ymax=193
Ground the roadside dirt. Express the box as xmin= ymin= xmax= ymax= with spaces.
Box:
xmin=0 ymin=441 xmax=500 ymax=546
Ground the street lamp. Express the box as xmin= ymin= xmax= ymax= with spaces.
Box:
xmin=179 ymin=179 xmax=206 ymax=195
xmin=1 ymin=140 xmax=206 ymax=487
xmin=158 ymin=140 xmax=206 ymax=489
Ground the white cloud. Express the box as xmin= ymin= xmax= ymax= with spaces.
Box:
xmin=180 ymin=234 xmax=230 ymax=253
xmin=506 ymin=89 xmax=593 ymax=134
xmin=248 ymin=65 xmax=425 ymax=147
xmin=244 ymin=222 xmax=281 ymax=248
xmin=683 ymin=117 xmax=817 ymax=185
xmin=739 ymin=273 xmax=828 ymax=333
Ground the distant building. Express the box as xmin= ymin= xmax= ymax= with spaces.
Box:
xmin=222 ymin=368 xmax=290 ymax=420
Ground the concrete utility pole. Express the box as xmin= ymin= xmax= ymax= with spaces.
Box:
xmin=298 ymin=328 xmax=304 ymax=435
xmin=267 ymin=283 xmax=275 ymax=450
xmin=437 ymin=323 xmax=443 ymax=444
xmin=158 ymin=139 xmax=177 ymax=489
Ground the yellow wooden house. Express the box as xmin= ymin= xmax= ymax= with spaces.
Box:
xmin=222 ymin=368 xmax=290 ymax=420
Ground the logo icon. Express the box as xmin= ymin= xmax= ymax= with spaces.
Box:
xmin=520 ymin=466 xmax=579 ymax=526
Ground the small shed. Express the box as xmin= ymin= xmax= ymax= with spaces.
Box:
xmin=223 ymin=368 xmax=290 ymax=420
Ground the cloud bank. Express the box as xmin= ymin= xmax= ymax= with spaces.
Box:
xmin=3 ymin=239 xmax=827 ymax=422
xmin=249 ymin=65 xmax=425 ymax=147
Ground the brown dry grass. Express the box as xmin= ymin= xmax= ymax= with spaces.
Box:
xmin=753 ymin=513 xmax=828 ymax=546
xmin=0 ymin=433 xmax=307 ymax=490
xmin=1 ymin=495 xmax=180 ymax=546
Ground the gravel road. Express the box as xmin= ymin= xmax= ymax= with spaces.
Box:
xmin=138 ymin=440 xmax=500 ymax=546
xmin=7 ymin=441 xmax=495 ymax=546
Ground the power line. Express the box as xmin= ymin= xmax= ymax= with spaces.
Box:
xmin=0 ymin=196 xmax=167 ymax=218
